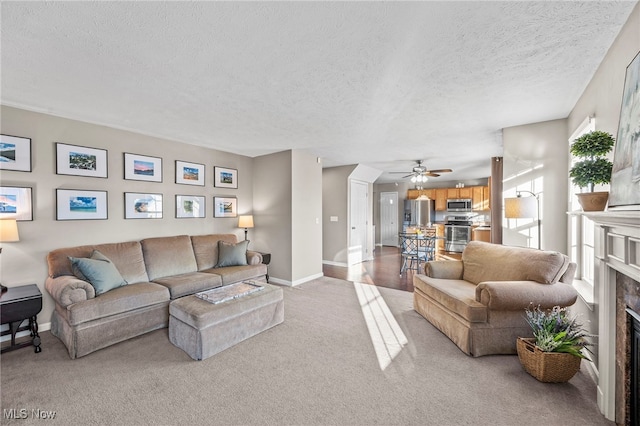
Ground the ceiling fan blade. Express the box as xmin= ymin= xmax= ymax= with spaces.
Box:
xmin=426 ymin=169 xmax=452 ymax=173
xmin=402 ymin=173 xmax=417 ymax=178
xmin=425 ymin=173 xmax=440 ymax=177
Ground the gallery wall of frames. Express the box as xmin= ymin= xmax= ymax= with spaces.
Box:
xmin=0 ymin=136 xmax=245 ymax=222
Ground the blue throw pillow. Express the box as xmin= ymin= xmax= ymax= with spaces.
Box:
xmin=215 ymin=240 xmax=249 ymax=268
xmin=69 ymin=250 xmax=127 ymax=295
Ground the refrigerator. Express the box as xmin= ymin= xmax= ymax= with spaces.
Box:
xmin=403 ymin=199 xmax=435 ymax=228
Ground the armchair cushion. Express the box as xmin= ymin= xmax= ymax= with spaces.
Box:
xmin=462 ymin=241 xmax=570 ymax=285
xmin=475 ymin=281 xmax=578 ymax=310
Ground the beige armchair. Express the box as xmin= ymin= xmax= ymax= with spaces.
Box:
xmin=413 ymin=241 xmax=578 ymax=357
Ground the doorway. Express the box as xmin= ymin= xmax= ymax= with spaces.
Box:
xmin=349 ymin=180 xmax=369 ymax=265
xmin=380 ymin=192 xmax=399 ymax=246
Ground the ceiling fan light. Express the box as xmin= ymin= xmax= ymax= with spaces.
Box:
xmin=411 ymin=176 xmax=417 ymax=183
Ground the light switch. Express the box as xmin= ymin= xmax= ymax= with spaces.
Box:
xmin=330 ymin=216 xmax=338 ymax=222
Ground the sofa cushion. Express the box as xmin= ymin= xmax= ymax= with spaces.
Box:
xmin=152 ymin=272 xmax=223 ymax=299
xmin=141 ymin=235 xmax=198 ymax=281
xmin=69 ymin=250 xmax=127 ymax=296
xmin=48 ymin=241 xmax=149 ymax=284
xmin=462 ymin=241 xmax=570 ymax=285
xmin=201 ymin=264 xmax=267 ymax=285
xmin=64 ymin=282 xmax=170 ymax=326
xmin=191 ymin=234 xmax=238 ymax=271
xmin=413 ymin=275 xmax=487 ymax=323
xmin=216 ymin=240 xmax=249 ymax=268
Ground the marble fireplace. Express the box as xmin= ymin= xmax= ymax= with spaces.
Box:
xmin=587 ymin=211 xmax=640 ymax=424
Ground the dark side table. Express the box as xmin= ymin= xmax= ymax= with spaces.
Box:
xmin=259 ymin=252 xmax=271 ymax=283
xmin=1 ymin=284 xmax=42 ymax=353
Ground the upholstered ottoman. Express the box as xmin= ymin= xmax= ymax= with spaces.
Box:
xmin=168 ymin=283 xmax=284 ymax=360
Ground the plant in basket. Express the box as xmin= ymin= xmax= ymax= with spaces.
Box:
xmin=517 ymin=305 xmax=593 ymax=383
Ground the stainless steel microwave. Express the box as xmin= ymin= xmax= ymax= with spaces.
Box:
xmin=446 ymin=199 xmax=472 ymax=212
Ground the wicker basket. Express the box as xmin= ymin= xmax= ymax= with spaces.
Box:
xmin=516 ymin=338 xmax=581 ymax=383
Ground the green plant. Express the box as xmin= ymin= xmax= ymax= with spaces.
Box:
xmin=569 ymin=130 xmax=615 ymax=192
xmin=524 ymin=305 xmax=592 ymax=359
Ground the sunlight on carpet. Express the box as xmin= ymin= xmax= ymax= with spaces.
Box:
xmin=353 ymin=281 xmax=408 ymax=370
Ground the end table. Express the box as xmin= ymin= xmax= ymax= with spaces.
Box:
xmin=259 ymin=252 xmax=271 ymax=283
xmin=1 ymin=284 xmax=42 ymax=353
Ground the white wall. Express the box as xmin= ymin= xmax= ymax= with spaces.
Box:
xmin=0 ymin=106 xmax=254 ymax=327
xmin=502 ymin=119 xmax=569 ymax=253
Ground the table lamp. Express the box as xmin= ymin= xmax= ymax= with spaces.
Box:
xmin=0 ymin=218 xmax=20 ymax=292
xmin=238 ymin=215 xmax=254 ymax=241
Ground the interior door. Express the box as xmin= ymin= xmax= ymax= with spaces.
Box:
xmin=349 ymin=180 xmax=368 ymax=265
xmin=380 ymin=192 xmax=398 ymax=246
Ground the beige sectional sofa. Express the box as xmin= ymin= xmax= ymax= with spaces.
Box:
xmin=413 ymin=241 xmax=578 ymax=357
xmin=45 ymin=234 xmax=267 ymax=358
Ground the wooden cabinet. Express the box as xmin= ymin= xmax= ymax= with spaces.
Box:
xmin=408 ymin=185 xmax=489 ymax=211
xmin=435 ymin=224 xmax=445 ymax=252
xmin=435 ymin=189 xmax=447 ymax=211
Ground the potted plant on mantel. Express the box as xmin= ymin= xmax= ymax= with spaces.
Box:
xmin=517 ymin=305 xmax=592 ymax=383
xmin=569 ymin=130 xmax=615 ymax=211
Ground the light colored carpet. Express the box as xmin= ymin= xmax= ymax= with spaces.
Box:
xmin=0 ymin=277 xmax=612 ymax=425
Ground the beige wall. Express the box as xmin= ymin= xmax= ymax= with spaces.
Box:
xmin=291 ymin=150 xmax=323 ymax=282
xmin=0 ymin=106 xmax=255 ymax=327
xmin=252 ymin=151 xmax=293 ymax=283
xmin=253 ymin=149 xmax=323 ymax=285
xmin=322 ymin=165 xmax=355 ymax=265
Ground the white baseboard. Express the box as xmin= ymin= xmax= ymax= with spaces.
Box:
xmin=269 ymin=272 xmax=324 ymax=287
xmin=322 ymin=260 xmax=348 ymax=267
xmin=1 ymin=321 xmax=51 ymax=343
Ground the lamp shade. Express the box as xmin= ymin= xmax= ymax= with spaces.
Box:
xmin=0 ymin=219 xmax=20 ymax=242
xmin=505 ymin=196 xmax=537 ymax=219
xmin=238 ymin=215 xmax=254 ymax=229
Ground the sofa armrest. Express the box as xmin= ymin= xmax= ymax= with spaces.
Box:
xmin=45 ymin=275 xmax=96 ymax=308
xmin=424 ymin=260 xmax=463 ymax=279
xmin=246 ymin=250 xmax=263 ymax=266
xmin=475 ymin=281 xmax=578 ymax=310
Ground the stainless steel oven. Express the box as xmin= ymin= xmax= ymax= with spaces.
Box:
xmin=445 ymin=216 xmax=473 ymax=252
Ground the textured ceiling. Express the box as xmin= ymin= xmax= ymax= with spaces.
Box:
xmin=1 ymin=1 xmax=637 ymax=183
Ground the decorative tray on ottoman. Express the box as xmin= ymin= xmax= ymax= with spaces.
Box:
xmin=195 ymin=281 xmax=264 ymax=305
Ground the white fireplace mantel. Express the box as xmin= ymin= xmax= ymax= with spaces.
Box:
xmin=585 ymin=211 xmax=640 ymax=422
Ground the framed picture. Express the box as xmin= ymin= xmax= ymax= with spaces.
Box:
xmin=56 ymin=143 xmax=108 ymax=178
xmin=0 ymin=134 xmax=32 ymax=172
xmin=0 ymin=186 xmax=33 ymax=221
xmin=176 ymin=195 xmax=206 ymax=218
xmin=176 ymin=160 xmax=205 ymax=186
xmin=610 ymin=51 xmax=640 ymax=209
xmin=56 ymin=189 xmax=108 ymax=220
xmin=124 ymin=192 xmax=163 ymax=219
xmin=213 ymin=196 xmax=237 ymax=218
xmin=124 ymin=153 xmax=162 ymax=182
xmin=214 ymin=166 xmax=238 ymax=189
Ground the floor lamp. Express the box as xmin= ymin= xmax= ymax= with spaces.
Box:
xmin=0 ymin=219 xmax=20 ymax=292
xmin=504 ymin=191 xmax=540 ymax=249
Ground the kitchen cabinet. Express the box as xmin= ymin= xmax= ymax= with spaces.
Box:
xmin=472 ymin=227 xmax=491 ymax=242
xmin=435 ymin=189 xmax=447 ymax=211
xmin=435 ymin=224 xmax=445 ymax=252
xmin=407 ymin=186 xmax=488 ymax=212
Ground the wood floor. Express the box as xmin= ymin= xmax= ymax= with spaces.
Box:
xmin=322 ymin=246 xmax=461 ymax=293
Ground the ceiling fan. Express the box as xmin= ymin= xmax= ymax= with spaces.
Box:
xmin=391 ymin=160 xmax=452 ymax=182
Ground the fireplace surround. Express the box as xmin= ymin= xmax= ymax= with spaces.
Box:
xmin=586 ymin=211 xmax=640 ymax=424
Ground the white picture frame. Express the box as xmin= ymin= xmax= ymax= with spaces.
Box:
xmin=214 ymin=166 xmax=238 ymax=189
xmin=56 ymin=143 xmax=108 ymax=178
xmin=214 ymin=196 xmax=237 ymax=218
xmin=124 ymin=192 xmax=163 ymax=219
xmin=56 ymin=189 xmax=108 ymax=220
xmin=176 ymin=160 xmax=205 ymax=186
xmin=124 ymin=153 xmax=163 ymax=182
xmin=0 ymin=186 xmax=33 ymax=221
xmin=176 ymin=195 xmax=206 ymax=218
xmin=0 ymin=134 xmax=32 ymax=172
